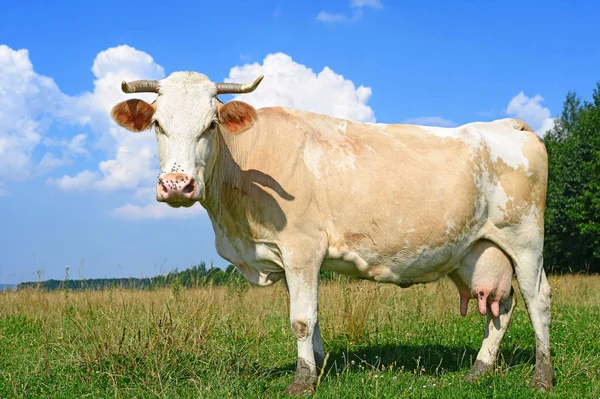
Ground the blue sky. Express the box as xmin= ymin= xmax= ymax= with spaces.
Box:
xmin=1 ymin=0 xmax=599 ymax=284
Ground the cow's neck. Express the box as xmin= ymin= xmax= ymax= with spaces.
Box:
xmin=202 ymin=126 xmax=263 ymax=239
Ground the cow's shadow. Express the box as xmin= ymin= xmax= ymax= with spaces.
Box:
xmin=211 ymin=137 xmax=295 ymax=234
xmin=258 ymin=342 xmax=534 ymax=379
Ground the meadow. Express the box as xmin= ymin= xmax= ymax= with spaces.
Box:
xmin=0 ymin=275 xmax=598 ymax=398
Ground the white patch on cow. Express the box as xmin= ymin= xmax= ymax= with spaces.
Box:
xmin=365 ymin=122 xmax=394 ymax=137
xmin=446 ymin=220 xmax=457 ymax=235
xmin=420 ymin=125 xmax=481 ymax=149
xmin=484 ymin=136 xmax=528 ymax=170
xmin=397 ymin=217 xmax=403 ymax=225
xmin=254 ymin=242 xmax=284 ymax=267
xmin=515 ymin=205 xmax=544 ymax=251
xmin=308 ymin=118 xmax=358 ymax=171
xmin=474 ymin=120 xmax=529 ymax=170
xmin=364 ymin=122 xmax=388 ymax=127
xmin=335 ymin=153 xmax=357 ymax=171
xmin=425 ymin=120 xmax=530 ymax=170
xmin=486 ymin=181 xmax=511 ymax=224
xmin=343 ymin=251 xmax=369 ymax=272
xmin=324 ymin=244 xmax=370 ymax=275
xmin=303 ymin=141 xmax=323 ymax=179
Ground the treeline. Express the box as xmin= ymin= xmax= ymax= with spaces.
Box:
xmin=17 ymin=263 xmax=247 ymax=291
xmin=17 ymin=263 xmax=341 ymax=291
xmin=543 ymin=82 xmax=600 ymax=274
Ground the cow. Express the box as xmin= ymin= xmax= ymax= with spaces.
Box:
xmin=110 ymin=71 xmax=554 ymax=394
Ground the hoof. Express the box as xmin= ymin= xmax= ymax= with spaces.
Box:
xmin=531 ymin=371 xmax=554 ymax=392
xmin=532 ymin=360 xmax=555 ymax=392
xmin=285 ymin=381 xmax=315 ymax=396
xmin=464 ymin=359 xmax=491 ymax=382
xmin=531 ymin=379 xmax=552 ymax=392
xmin=286 ymin=358 xmax=317 ymax=396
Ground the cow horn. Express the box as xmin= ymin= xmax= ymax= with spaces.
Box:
xmin=121 ymin=80 xmax=160 ymax=93
xmin=216 ymin=75 xmax=264 ymax=95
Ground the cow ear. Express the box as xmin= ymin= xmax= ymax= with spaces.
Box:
xmin=111 ymin=99 xmax=155 ymax=132
xmin=218 ymin=101 xmax=257 ymax=134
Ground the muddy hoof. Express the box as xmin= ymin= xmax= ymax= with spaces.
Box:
xmin=531 ymin=371 xmax=554 ymax=392
xmin=464 ymin=360 xmax=491 ymax=382
xmin=531 ymin=379 xmax=552 ymax=392
xmin=531 ymin=362 xmax=555 ymax=392
xmin=285 ymin=381 xmax=315 ymax=396
xmin=464 ymin=372 xmax=480 ymax=383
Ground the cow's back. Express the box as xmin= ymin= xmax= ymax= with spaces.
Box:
xmin=219 ymin=107 xmax=546 ymax=284
xmin=269 ymin=109 xmax=484 ymax=279
xmin=275 ymin=110 xmax=545 ymax=281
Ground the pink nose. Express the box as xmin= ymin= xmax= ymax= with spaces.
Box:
xmin=157 ymin=173 xmax=196 ymax=201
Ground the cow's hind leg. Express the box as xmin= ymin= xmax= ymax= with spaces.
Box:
xmin=466 ymin=287 xmax=517 ymax=381
xmin=513 ymin=251 xmax=554 ymax=391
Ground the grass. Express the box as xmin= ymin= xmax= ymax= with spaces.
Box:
xmin=0 ymin=275 xmax=598 ymax=398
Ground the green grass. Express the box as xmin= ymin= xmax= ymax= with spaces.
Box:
xmin=0 ymin=275 xmax=598 ymax=398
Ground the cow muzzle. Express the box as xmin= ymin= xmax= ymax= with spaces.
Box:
xmin=156 ymin=173 xmax=199 ymax=206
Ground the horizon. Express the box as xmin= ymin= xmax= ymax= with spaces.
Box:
xmin=8 ymin=261 xmax=223 ymax=286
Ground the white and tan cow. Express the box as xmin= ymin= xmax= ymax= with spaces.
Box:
xmin=111 ymin=72 xmax=554 ymax=394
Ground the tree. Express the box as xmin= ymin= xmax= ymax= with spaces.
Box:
xmin=544 ymin=83 xmax=600 ymax=273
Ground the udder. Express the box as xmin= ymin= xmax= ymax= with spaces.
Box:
xmin=449 ymin=240 xmax=513 ymax=318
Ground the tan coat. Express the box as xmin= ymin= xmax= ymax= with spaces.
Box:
xmin=203 ymin=107 xmax=547 ymax=291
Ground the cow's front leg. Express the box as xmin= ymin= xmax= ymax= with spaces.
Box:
xmin=284 ymin=262 xmax=322 ymax=396
xmin=283 ymin=277 xmax=326 ymax=373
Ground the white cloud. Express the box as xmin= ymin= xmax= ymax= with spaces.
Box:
xmin=112 ymin=202 xmax=206 ymax=220
xmin=0 ymin=45 xmax=82 ymax=185
xmin=350 ymin=0 xmax=383 ymax=9
xmin=67 ymin=134 xmax=88 ymax=155
xmin=402 ymin=116 xmax=456 ymax=127
xmin=506 ymin=91 xmax=555 ymax=137
xmin=39 ymin=134 xmax=89 ymax=172
xmin=317 ymin=0 xmax=382 ymax=23
xmin=47 ymin=170 xmax=99 ymax=191
xmin=227 ymin=53 xmax=375 ymax=122
xmin=0 ymin=44 xmax=163 ymax=196
xmin=43 ymin=133 xmax=89 ymax=156
xmin=78 ymin=45 xmax=164 ymax=118
xmin=37 ymin=153 xmax=72 ymax=174
xmin=50 ymin=45 xmax=165 ymax=192
xmin=316 ymin=11 xmax=348 ymax=22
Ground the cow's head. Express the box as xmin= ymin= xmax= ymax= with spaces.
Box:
xmin=110 ymin=72 xmax=263 ymax=207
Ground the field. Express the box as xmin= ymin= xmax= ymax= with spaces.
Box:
xmin=0 ymin=275 xmax=598 ymax=398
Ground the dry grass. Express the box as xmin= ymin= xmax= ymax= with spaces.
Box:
xmin=0 ymin=274 xmax=598 ymax=398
